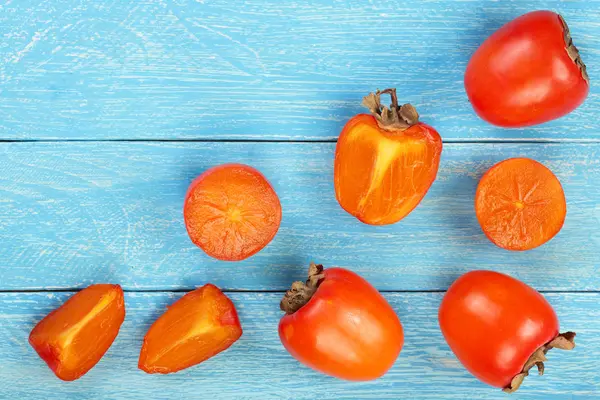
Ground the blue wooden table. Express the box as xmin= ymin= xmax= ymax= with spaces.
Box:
xmin=1 ymin=1 xmax=599 ymax=399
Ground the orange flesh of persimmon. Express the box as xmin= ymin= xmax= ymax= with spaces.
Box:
xmin=334 ymin=114 xmax=442 ymax=225
xmin=29 ymin=284 xmax=125 ymax=381
xmin=475 ymin=158 xmax=566 ymax=251
xmin=184 ymin=163 xmax=282 ymax=261
xmin=139 ymin=284 xmax=242 ymax=374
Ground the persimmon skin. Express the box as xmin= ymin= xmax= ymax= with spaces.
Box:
xmin=334 ymin=114 xmax=442 ymax=225
xmin=439 ymin=271 xmax=560 ymax=389
xmin=184 ymin=163 xmax=282 ymax=261
xmin=29 ymin=284 xmax=125 ymax=381
xmin=279 ymin=267 xmax=404 ymax=381
xmin=475 ymin=158 xmax=566 ymax=251
xmin=465 ymin=11 xmax=589 ymax=127
xmin=139 ymin=284 xmax=242 ymax=374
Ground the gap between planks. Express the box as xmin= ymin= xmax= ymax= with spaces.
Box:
xmin=0 ymin=289 xmax=598 ymax=294
xmin=1 ymin=138 xmax=600 ymax=144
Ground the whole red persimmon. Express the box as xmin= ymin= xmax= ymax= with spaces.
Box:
xmin=465 ymin=11 xmax=589 ymax=127
xmin=439 ymin=270 xmax=575 ymax=392
xmin=279 ymin=263 xmax=404 ymax=381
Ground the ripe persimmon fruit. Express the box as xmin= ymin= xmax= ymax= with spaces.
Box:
xmin=439 ymin=270 xmax=575 ymax=392
xmin=184 ymin=163 xmax=282 ymax=261
xmin=279 ymin=263 xmax=404 ymax=381
xmin=334 ymin=89 xmax=442 ymax=225
xmin=139 ymin=284 xmax=242 ymax=374
xmin=29 ymin=284 xmax=125 ymax=381
xmin=465 ymin=11 xmax=589 ymax=127
xmin=475 ymin=158 xmax=566 ymax=251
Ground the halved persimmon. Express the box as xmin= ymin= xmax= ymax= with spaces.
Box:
xmin=29 ymin=284 xmax=125 ymax=381
xmin=475 ymin=158 xmax=567 ymax=251
xmin=139 ymin=284 xmax=242 ymax=374
xmin=184 ymin=163 xmax=282 ymax=261
xmin=334 ymin=89 xmax=442 ymax=225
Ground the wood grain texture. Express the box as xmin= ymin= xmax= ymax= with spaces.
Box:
xmin=1 ymin=0 xmax=599 ymax=141
xmin=0 ymin=141 xmax=598 ymax=291
xmin=0 ymin=291 xmax=597 ymax=400
xmin=2 ymin=1 xmax=599 ymax=398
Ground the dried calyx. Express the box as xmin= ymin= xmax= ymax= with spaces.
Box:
xmin=362 ymin=88 xmax=419 ymax=132
xmin=503 ymin=331 xmax=576 ymax=393
xmin=280 ymin=263 xmax=325 ymax=315
xmin=560 ymin=15 xmax=589 ymax=85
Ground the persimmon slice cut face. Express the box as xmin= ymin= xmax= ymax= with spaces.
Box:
xmin=29 ymin=284 xmax=126 ymax=381
xmin=334 ymin=89 xmax=442 ymax=225
xmin=139 ymin=284 xmax=242 ymax=374
xmin=184 ymin=164 xmax=282 ymax=261
xmin=475 ymin=158 xmax=566 ymax=251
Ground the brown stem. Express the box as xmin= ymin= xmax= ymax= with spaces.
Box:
xmin=380 ymin=88 xmax=399 ymax=110
xmin=559 ymin=14 xmax=589 ymax=85
xmin=280 ymin=263 xmax=325 ymax=315
xmin=362 ymin=88 xmax=419 ymax=132
xmin=503 ymin=332 xmax=576 ymax=393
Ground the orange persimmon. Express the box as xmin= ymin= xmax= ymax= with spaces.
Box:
xmin=184 ymin=163 xmax=282 ymax=261
xmin=475 ymin=158 xmax=567 ymax=251
xmin=439 ymin=270 xmax=575 ymax=392
xmin=29 ymin=284 xmax=125 ymax=381
xmin=279 ymin=263 xmax=404 ymax=381
xmin=334 ymin=89 xmax=442 ymax=225
xmin=139 ymin=284 xmax=242 ymax=374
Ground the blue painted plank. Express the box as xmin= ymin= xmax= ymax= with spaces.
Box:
xmin=0 ymin=0 xmax=599 ymax=140
xmin=0 ymin=292 xmax=597 ymax=399
xmin=0 ymin=142 xmax=598 ymax=291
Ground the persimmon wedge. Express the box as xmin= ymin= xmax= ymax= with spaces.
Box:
xmin=334 ymin=89 xmax=442 ymax=225
xmin=184 ymin=163 xmax=282 ymax=261
xmin=29 ymin=284 xmax=125 ymax=381
xmin=139 ymin=284 xmax=242 ymax=374
xmin=475 ymin=158 xmax=566 ymax=251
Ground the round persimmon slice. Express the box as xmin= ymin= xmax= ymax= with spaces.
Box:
xmin=184 ymin=164 xmax=281 ymax=261
xmin=475 ymin=158 xmax=566 ymax=251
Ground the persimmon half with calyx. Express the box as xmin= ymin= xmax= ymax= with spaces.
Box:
xmin=334 ymin=89 xmax=442 ymax=225
xmin=475 ymin=158 xmax=566 ymax=251
xmin=184 ymin=163 xmax=282 ymax=261
xmin=139 ymin=284 xmax=242 ymax=374
xmin=29 ymin=284 xmax=125 ymax=381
